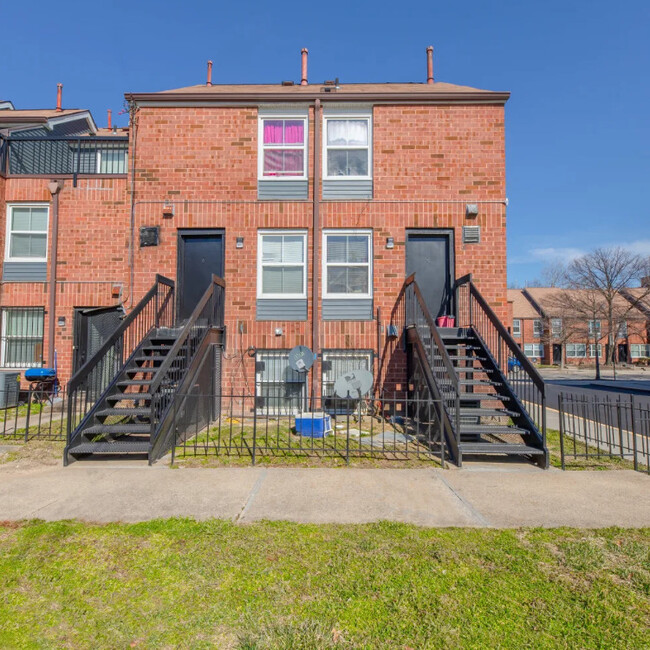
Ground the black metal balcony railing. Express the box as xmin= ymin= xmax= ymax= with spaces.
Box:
xmin=0 ymin=135 xmax=128 ymax=185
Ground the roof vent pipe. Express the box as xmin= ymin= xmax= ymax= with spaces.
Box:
xmin=206 ymin=60 xmax=213 ymax=86
xmin=107 ymin=109 xmax=112 ymax=129
xmin=301 ymin=48 xmax=308 ymax=85
xmin=426 ymin=46 xmax=434 ymax=84
xmin=56 ymin=83 xmax=63 ymax=111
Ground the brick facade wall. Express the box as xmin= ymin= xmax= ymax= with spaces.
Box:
xmin=1 ymin=101 xmax=508 ymax=393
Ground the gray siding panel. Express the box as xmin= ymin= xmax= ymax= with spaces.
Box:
xmin=322 ymin=179 xmax=373 ymax=200
xmin=258 ymin=180 xmax=308 ymax=200
xmin=257 ymin=299 xmax=307 ymax=321
xmin=2 ymin=262 xmax=47 ymax=282
xmin=322 ymin=299 xmax=373 ymax=321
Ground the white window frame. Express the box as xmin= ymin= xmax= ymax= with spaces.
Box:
xmin=524 ymin=343 xmax=543 ymax=359
xmin=257 ymin=112 xmax=308 ymax=181
xmin=566 ymin=343 xmax=587 ymax=358
xmin=5 ymin=203 xmax=49 ymax=263
xmin=589 ymin=344 xmax=602 ymax=358
xmin=322 ymin=229 xmax=373 ymax=300
xmin=255 ymin=349 xmax=308 ymax=415
xmin=631 ymin=344 xmax=650 ymax=358
xmin=322 ymin=111 xmax=373 ymax=180
xmin=533 ymin=319 xmax=543 ymax=338
xmin=0 ymin=307 xmax=44 ymax=368
xmin=588 ymin=320 xmax=601 ymax=337
xmin=96 ymin=148 xmax=128 ymax=174
xmin=618 ymin=321 xmax=628 ymax=338
xmin=512 ymin=319 xmax=521 ymax=337
xmin=256 ymin=230 xmax=307 ymax=300
xmin=551 ymin=318 xmax=563 ymax=338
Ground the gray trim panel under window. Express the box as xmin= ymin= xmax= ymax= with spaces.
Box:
xmin=322 ymin=179 xmax=373 ymax=200
xmin=258 ymin=180 xmax=308 ymax=200
xmin=2 ymin=262 xmax=47 ymax=282
xmin=322 ymin=298 xmax=373 ymax=321
xmin=257 ymin=299 xmax=307 ymax=321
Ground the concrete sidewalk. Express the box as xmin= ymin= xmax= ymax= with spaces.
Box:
xmin=1 ymin=461 xmax=649 ymax=527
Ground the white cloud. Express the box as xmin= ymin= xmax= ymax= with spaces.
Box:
xmin=529 ymin=247 xmax=585 ymax=263
xmin=620 ymin=240 xmax=650 ymax=256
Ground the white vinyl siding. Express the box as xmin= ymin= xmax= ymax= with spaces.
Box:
xmin=323 ymin=230 xmax=372 ymax=299
xmin=6 ymin=204 xmax=48 ymax=262
xmin=257 ymin=231 xmax=307 ymax=299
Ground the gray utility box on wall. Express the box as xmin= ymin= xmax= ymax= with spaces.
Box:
xmin=0 ymin=371 xmax=20 ymax=408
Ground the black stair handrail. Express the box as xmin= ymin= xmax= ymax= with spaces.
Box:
xmin=65 ymin=275 xmax=175 ymax=452
xmin=148 ymin=274 xmax=226 ymax=460
xmin=455 ymin=274 xmax=546 ymax=444
xmin=403 ymin=273 xmax=461 ymax=453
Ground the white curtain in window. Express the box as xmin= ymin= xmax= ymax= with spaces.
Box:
xmin=327 ymin=120 xmax=368 ymax=146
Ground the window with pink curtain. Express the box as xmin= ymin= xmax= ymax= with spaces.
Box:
xmin=262 ymin=118 xmax=306 ymax=177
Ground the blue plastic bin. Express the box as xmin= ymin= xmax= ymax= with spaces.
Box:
xmin=24 ymin=368 xmax=56 ymax=381
xmin=295 ymin=412 xmax=332 ymax=438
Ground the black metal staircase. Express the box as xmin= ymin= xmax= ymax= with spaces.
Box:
xmin=404 ymin=274 xmax=548 ymax=467
xmin=64 ymin=275 xmax=225 ymax=465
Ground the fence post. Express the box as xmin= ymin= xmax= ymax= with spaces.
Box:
xmin=154 ymin=281 xmax=159 ymax=328
xmin=251 ymin=393 xmax=257 ymax=466
xmin=558 ymin=393 xmax=565 ymax=470
xmin=616 ymin=397 xmax=624 ymax=460
xmin=24 ymin=388 xmax=33 ymax=443
xmin=630 ymin=396 xmax=638 ymax=472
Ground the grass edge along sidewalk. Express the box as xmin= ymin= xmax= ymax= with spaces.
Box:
xmin=0 ymin=519 xmax=648 ymax=649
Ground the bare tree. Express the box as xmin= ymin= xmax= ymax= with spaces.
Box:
xmin=563 ymin=247 xmax=650 ymax=378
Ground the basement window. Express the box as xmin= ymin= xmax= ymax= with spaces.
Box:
xmin=255 ymin=350 xmax=307 ymax=414
xmin=0 ymin=307 xmax=44 ymax=368
xmin=321 ymin=349 xmax=373 ymax=411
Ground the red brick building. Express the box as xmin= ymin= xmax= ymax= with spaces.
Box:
xmin=1 ymin=50 xmax=510 ymax=402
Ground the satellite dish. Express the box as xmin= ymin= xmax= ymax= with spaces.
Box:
xmin=288 ymin=345 xmax=314 ymax=373
xmin=334 ymin=369 xmax=373 ymax=399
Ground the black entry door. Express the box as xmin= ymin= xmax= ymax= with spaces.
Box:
xmin=405 ymin=230 xmax=454 ymax=319
xmin=73 ymin=306 xmax=123 ymax=373
xmin=177 ymin=230 xmax=224 ymax=321
xmin=553 ymin=344 xmax=562 ymax=364
xmin=618 ymin=344 xmax=628 ymax=363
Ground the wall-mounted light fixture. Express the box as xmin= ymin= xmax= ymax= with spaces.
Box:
xmin=236 ymin=237 xmax=244 ymax=249
xmin=162 ymin=200 xmax=175 ymax=218
xmin=274 ymin=327 xmax=283 ymax=336
xmin=465 ymin=204 xmax=479 ymax=219
xmin=386 ymin=237 xmax=394 ymax=249
xmin=57 ymin=316 xmax=66 ymax=328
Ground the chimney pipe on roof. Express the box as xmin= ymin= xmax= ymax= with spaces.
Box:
xmin=300 ymin=48 xmax=308 ymax=85
xmin=107 ymin=109 xmax=112 ymax=129
xmin=206 ymin=60 xmax=213 ymax=86
xmin=426 ymin=46 xmax=434 ymax=84
xmin=56 ymin=83 xmax=63 ymax=111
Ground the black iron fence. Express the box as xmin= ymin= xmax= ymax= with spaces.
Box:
xmin=170 ymin=392 xmax=445 ymax=465
xmin=558 ymin=393 xmax=650 ymax=473
xmin=0 ymin=135 xmax=128 ymax=186
xmin=0 ymin=387 xmax=67 ymax=442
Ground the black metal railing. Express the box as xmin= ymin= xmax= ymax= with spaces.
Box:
xmin=0 ymin=135 xmax=128 ymax=186
xmin=0 ymin=387 xmax=67 ymax=442
xmin=65 ymin=275 xmax=174 ymax=453
xmin=455 ymin=274 xmax=546 ymax=444
xmin=149 ymin=275 xmax=226 ymax=462
xmin=170 ymin=392 xmax=444 ymax=465
xmin=403 ymin=274 xmax=460 ymax=460
xmin=558 ymin=393 xmax=650 ymax=473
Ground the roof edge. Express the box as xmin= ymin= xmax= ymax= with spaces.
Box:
xmin=125 ymin=90 xmax=510 ymax=105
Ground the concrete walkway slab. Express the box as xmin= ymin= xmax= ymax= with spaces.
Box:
xmin=0 ymin=462 xmax=648 ymax=527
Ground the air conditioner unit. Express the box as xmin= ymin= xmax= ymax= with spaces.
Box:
xmin=0 ymin=371 xmax=20 ymax=409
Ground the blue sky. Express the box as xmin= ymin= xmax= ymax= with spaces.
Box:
xmin=2 ymin=0 xmax=648 ymax=285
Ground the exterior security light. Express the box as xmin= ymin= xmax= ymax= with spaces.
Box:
xmin=386 ymin=237 xmax=394 ymax=249
xmin=236 ymin=237 xmax=244 ymax=249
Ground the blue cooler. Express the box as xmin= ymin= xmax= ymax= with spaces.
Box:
xmin=25 ymin=368 xmax=57 ymax=381
xmin=295 ymin=412 xmax=332 ymax=438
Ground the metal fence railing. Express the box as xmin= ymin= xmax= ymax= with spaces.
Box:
xmin=170 ymin=392 xmax=445 ymax=465
xmin=558 ymin=393 xmax=650 ymax=473
xmin=0 ymin=387 xmax=67 ymax=442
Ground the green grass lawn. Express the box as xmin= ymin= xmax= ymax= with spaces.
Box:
xmin=0 ymin=520 xmax=648 ymax=648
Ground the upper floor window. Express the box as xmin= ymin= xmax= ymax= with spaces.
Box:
xmin=97 ymin=148 xmax=128 ymax=174
xmin=5 ymin=204 xmax=48 ymax=262
xmin=258 ymin=117 xmax=307 ymax=179
xmin=323 ymin=230 xmax=372 ymax=299
xmin=257 ymin=231 xmax=307 ymax=299
xmin=551 ymin=318 xmax=563 ymax=337
xmin=533 ymin=319 xmax=543 ymax=338
xmin=588 ymin=320 xmax=601 ymax=337
xmin=512 ymin=319 xmax=521 ymax=337
xmin=323 ymin=115 xmax=372 ymax=179
xmin=618 ymin=321 xmax=628 ymax=338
